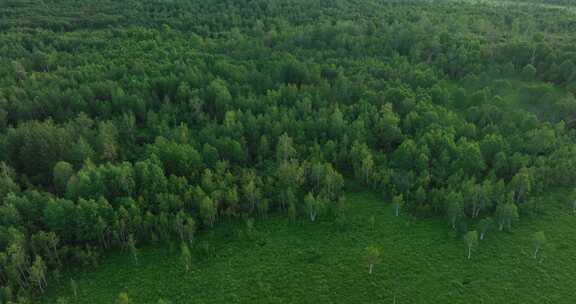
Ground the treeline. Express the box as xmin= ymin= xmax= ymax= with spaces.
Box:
xmin=1 ymin=0 xmax=576 ymax=303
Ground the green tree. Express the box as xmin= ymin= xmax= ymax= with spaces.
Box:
xmin=242 ymin=176 xmax=261 ymax=213
xmin=457 ymin=141 xmax=486 ymax=176
xmin=287 ymin=200 xmax=297 ymax=224
xmin=53 ymin=161 xmax=74 ymax=195
xmin=276 ymin=133 xmax=296 ymax=162
xmin=206 ymin=79 xmax=232 ymax=116
xmin=70 ymin=278 xmax=78 ymax=300
xmin=446 ymin=192 xmax=463 ymax=229
xmin=30 ymin=231 xmax=60 ymax=266
xmin=368 ymin=215 xmax=375 ymax=231
xmin=181 ymin=242 xmax=192 ymax=272
xmin=97 ymin=121 xmax=119 ymax=162
xmin=0 ymin=199 xmax=21 ymax=227
xmin=276 ymin=161 xmax=304 ymax=210
xmin=223 ymin=187 xmax=239 ymax=219
xmin=199 ymin=196 xmax=217 ymax=227
xmin=463 ymin=231 xmax=478 ymax=259
xmin=365 ymin=246 xmax=381 ymax=275
xmin=360 ymin=153 xmax=374 ymax=185
xmin=183 ymin=218 xmax=196 ymax=245
xmin=351 ymin=142 xmax=373 ymax=184
xmin=68 ymin=137 xmax=95 ymax=168
xmin=304 ymin=192 xmax=324 ymax=222
xmin=29 ymin=255 xmax=47 ymax=293
xmin=496 ymin=202 xmax=519 ymax=231
xmin=532 ymin=231 xmax=546 ymax=259
xmin=127 ymin=234 xmax=138 ymax=265
xmin=522 ymin=64 xmax=537 ymax=81
xmin=56 ymin=297 xmax=69 ymax=304
xmin=391 ymin=194 xmax=404 ymax=217
xmin=510 ymin=169 xmax=533 ymax=204
xmin=478 ymin=217 xmax=493 ymax=240
xmin=321 ymin=164 xmax=344 ymax=199
xmin=0 ymin=162 xmax=20 ymax=202
xmin=5 ymin=120 xmax=71 ymax=183
xmin=116 ymin=292 xmax=132 ymax=304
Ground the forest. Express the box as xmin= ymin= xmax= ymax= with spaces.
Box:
xmin=1 ymin=0 xmax=576 ymax=303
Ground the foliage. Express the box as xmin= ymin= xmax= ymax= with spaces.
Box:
xmin=0 ymin=0 xmax=576 ymax=302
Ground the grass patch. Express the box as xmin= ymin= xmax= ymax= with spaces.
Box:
xmin=42 ymin=188 xmax=576 ymax=304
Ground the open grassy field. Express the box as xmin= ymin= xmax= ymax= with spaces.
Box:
xmin=42 ymin=185 xmax=576 ymax=304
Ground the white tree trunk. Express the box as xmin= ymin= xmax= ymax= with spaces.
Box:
xmin=474 ymin=207 xmax=481 ymax=218
xmin=468 ymin=247 xmax=471 ymax=259
xmin=369 ymin=263 xmax=373 ymax=274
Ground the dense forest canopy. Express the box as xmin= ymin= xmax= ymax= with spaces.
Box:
xmin=1 ymin=0 xmax=576 ymax=302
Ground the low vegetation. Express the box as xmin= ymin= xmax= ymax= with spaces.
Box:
xmin=42 ymin=188 xmax=576 ymax=303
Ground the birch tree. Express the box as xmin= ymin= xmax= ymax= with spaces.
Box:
xmin=496 ymin=202 xmax=519 ymax=231
xmin=478 ymin=217 xmax=493 ymax=240
xmin=391 ymin=194 xmax=404 ymax=217
xmin=446 ymin=192 xmax=463 ymax=229
xmin=464 ymin=231 xmax=478 ymax=259
xmin=532 ymin=231 xmax=546 ymax=259
xmin=127 ymin=234 xmax=138 ymax=265
xmin=29 ymin=255 xmax=47 ymax=293
xmin=181 ymin=242 xmax=192 ymax=272
xmin=304 ymin=193 xmax=324 ymax=222
xmin=116 ymin=292 xmax=132 ymax=304
xmin=365 ymin=246 xmax=381 ymax=275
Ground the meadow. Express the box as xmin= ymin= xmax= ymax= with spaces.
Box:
xmin=42 ymin=185 xmax=576 ymax=304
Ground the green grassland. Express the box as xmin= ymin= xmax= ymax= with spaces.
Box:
xmin=42 ymin=186 xmax=576 ymax=304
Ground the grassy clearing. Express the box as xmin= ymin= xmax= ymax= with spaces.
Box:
xmin=42 ymin=187 xmax=576 ymax=304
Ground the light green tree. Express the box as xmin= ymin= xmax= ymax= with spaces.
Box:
xmin=183 ymin=217 xmax=196 ymax=245
xmin=276 ymin=133 xmax=296 ymax=162
xmin=478 ymin=217 xmax=493 ymax=240
xmin=532 ymin=231 xmax=547 ymax=259
xmin=304 ymin=193 xmax=325 ymax=222
xmin=181 ymin=242 xmax=192 ymax=272
xmin=127 ymin=234 xmax=138 ymax=265
xmin=391 ymin=194 xmax=404 ymax=217
xmin=464 ymin=231 xmax=478 ymax=259
xmin=510 ymin=169 xmax=532 ymax=204
xmin=116 ymin=292 xmax=132 ymax=304
xmin=29 ymin=255 xmax=47 ymax=293
xmin=365 ymin=246 xmax=381 ymax=275
xmin=496 ymin=202 xmax=519 ymax=231
xmin=446 ymin=192 xmax=463 ymax=229
xmin=70 ymin=278 xmax=78 ymax=300
xmin=571 ymin=189 xmax=576 ymax=214
xmin=199 ymin=196 xmax=217 ymax=227
xmin=53 ymin=161 xmax=74 ymax=195
xmin=56 ymin=297 xmax=69 ymax=304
